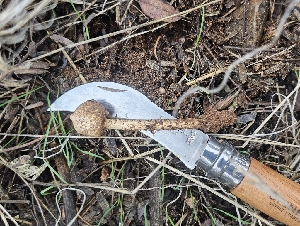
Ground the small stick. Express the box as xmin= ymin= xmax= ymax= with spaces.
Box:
xmin=54 ymin=154 xmax=79 ymax=226
xmin=70 ymin=100 xmax=236 ymax=137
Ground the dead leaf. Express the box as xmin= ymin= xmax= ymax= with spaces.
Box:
xmin=24 ymin=101 xmax=44 ymax=110
xmin=185 ymin=197 xmax=195 ymax=208
xmin=51 ymin=34 xmax=74 ymax=46
xmin=14 ymin=68 xmax=48 ymax=75
xmin=138 ymin=0 xmax=181 ymax=23
xmin=10 ymin=155 xmax=47 ymax=180
xmin=214 ymin=93 xmax=237 ymax=110
xmin=14 ymin=61 xmax=50 ymax=75
xmin=100 ymin=167 xmax=110 ymax=182
xmin=146 ymin=59 xmax=176 ymax=70
xmin=4 ymin=104 xmax=19 ymax=121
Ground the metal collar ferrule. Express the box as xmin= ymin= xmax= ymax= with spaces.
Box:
xmin=196 ymin=136 xmax=250 ymax=188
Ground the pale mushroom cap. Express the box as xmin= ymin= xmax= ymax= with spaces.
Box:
xmin=70 ymin=100 xmax=108 ymax=137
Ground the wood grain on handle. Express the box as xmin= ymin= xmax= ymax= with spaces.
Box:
xmin=231 ymin=158 xmax=300 ymax=226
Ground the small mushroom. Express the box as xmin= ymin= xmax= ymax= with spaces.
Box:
xmin=70 ymin=100 xmax=236 ymax=137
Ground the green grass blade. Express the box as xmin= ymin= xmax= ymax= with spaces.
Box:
xmin=212 ymin=207 xmax=251 ymax=225
xmin=71 ymin=142 xmax=105 ymax=160
xmin=44 ymin=161 xmax=68 ymax=184
xmin=144 ymin=202 xmax=149 ymax=226
xmin=160 ymin=147 xmax=165 ymax=201
xmin=195 ymin=6 xmax=205 ymax=48
xmin=163 ymin=207 xmax=175 ymax=226
xmin=202 ymin=204 xmax=217 ymax=226
xmin=189 ymin=189 xmax=198 ymax=221
xmin=40 ymin=185 xmax=56 ymax=196
xmin=0 ymin=86 xmax=43 ymax=108
xmin=97 ymin=201 xmax=117 ymax=226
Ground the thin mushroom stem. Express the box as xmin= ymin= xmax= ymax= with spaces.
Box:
xmin=105 ymin=117 xmax=232 ymax=133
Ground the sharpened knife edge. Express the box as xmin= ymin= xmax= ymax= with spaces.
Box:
xmin=196 ymin=136 xmax=251 ymax=188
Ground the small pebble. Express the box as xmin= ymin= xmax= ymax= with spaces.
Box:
xmin=159 ymin=87 xmax=166 ymax=94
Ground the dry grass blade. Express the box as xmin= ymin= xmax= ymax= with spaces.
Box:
xmin=0 ymin=0 xmax=57 ymax=84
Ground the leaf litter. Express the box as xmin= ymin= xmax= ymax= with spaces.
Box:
xmin=0 ymin=0 xmax=300 ymax=225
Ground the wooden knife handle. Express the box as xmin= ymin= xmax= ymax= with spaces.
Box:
xmin=231 ymin=158 xmax=300 ymax=225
